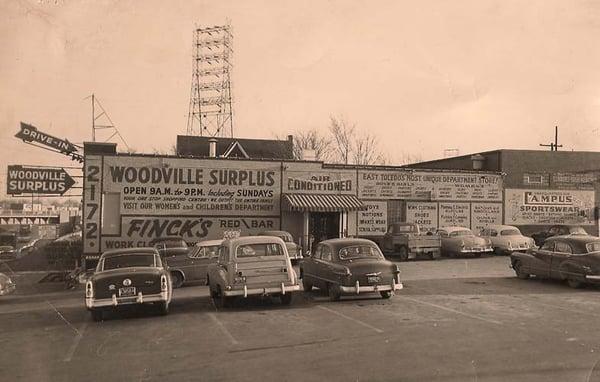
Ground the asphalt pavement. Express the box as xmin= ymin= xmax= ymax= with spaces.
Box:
xmin=3 ymin=256 xmax=600 ymax=382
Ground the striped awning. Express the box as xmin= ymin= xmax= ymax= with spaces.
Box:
xmin=282 ymin=194 xmax=367 ymax=212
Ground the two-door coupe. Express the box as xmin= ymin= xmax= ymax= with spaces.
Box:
xmin=85 ymin=248 xmax=172 ymax=321
xmin=207 ymin=236 xmax=300 ymax=308
xmin=479 ymin=225 xmax=535 ymax=255
xmin=165 ymin=239 xmax=222 ymax=288
xmin=511 ymin=235 xmax=600 ymax=288
xmin=437 ymin=227 xmax=493 ymax=257
xmin=300 ymin=238 xmax=403 ymax=301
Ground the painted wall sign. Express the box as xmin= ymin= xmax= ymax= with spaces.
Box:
xmin=357 ymin=201 xmax=388 ymax=236
xmin=84 ymin=156 xmax=102 ymax=254
xmin=15 ymin=122 xmax=77 ymax=153
xmin=6 ymin=165 xmax=75 ymax=195
xmin=101 ymin=216 xmax=280 ymax=250
xmin=103 ymin=156 xmax=280 ymax=216
xmin=405 ymin=202 xmax=438 ymax=232
xmin=471 ymin=203 xmax=503 ymax=232
xmin=358 ymin=170 xmax=502 ymax=202
xmin=505 ymin=189 xmax=595 ymax=226
xmin=283 ymin=162 xmax=355 ymax=195
xmin=438 ymin=202 xmax=471 ymax=228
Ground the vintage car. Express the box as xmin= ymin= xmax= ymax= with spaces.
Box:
xmin=511 ymin=235 xmax=600 ymax=288
xmin=437 ymin=226 xmax=493 ymax=257
xmin=85 ymin=248 xmax=172 ymax=321
xmin=149 ymin=236 xmax=189 ymax=258
xmin=381 ymin=222 xmax=442 ymax=261
xmin=300 ymin=238 xmax=403 ymax=301
xmin=530 ymin=225 xmax=588 ymax=247
xmin=0 ymin=272 xmax=16 ymax=296
xmin=258 ymin=230 xmax=303 ymax=263
xmin=166 ymin=239 xmax=222 ymax=288
xmin=479 ymin=225 xmax=535 ymax=255
xmin=207 ymin=236 xmax=300 ymax=307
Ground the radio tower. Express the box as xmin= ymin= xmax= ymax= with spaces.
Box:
xmin=186 ymin=24 xmax=234 ymax=137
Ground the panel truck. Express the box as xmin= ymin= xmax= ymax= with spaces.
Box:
xmin=381 ymin=222 xmax=441 ymax=261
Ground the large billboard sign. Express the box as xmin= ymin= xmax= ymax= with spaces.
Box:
xmin=103 ymin=156 xmax=281 ymax=216
xmin=505 ymin=189 xmax=595 ymax=225
xmin=6 ymin=165 xmax=76 ymax=195
xmin=283 ymin=162 xmax=355 ymax=195
xmin=358 ymin=170 xmax=502 ymax=202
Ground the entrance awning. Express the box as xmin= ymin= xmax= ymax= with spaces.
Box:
xmin=282 ymin=194 xmax=367 ymax=212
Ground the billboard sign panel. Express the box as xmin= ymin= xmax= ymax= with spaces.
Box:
xmin=357 ymin=201 xmax=387 ymax=236
xmin=505 ymin=189 xmax=595 ymax=225
xmin=7 ymin=165 xmax=75 ymax=195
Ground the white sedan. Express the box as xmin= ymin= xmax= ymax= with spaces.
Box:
xmin=479 ymin=225 xmax=535 ymax=255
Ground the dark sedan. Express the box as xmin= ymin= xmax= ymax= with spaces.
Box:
xmin=85 ymin=248 xmax=172 ymax=321
xmin=530 ymin=225 xmax=588 ymax=247
xmin=511 ymin=235 xmax=600 ymax=288
xmin=300 ymin=238 xmax=403 ymax=301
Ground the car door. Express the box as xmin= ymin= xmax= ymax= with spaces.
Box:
xmin=186 ymin=247 xmax=216 ymax=283
xmin=550 ymin=240 xmax=576 ymax=280
xmin=310 ymin=244 xmax=329 ymax=289
xmin=528 ymin=241 xmax=553 ymax=278
xmin=318 ymin=245 xmax=337 ymax=286
xmin=382 ymin=225 xmax=395 ymax=252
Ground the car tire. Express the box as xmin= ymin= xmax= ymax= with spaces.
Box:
xmin=214 ymin=286 xmax=233 ymax=308
xmin=397 ymin=246 xmax=409 ymax=262
xmin=157 ymin=301 xmax=169 ymax=316
xmin=567 ymin=278 xmax=584 ymax=289
xmin=380 ymin=291 xmax=393 ymax=299
xmin=171 ymin=271 xmax=184 ymax=288
xmin=513 ymin=261 xmax=530 ymax=280
xmin=474 ymin=253 xmax=482 ymax=258
xmin=280 ymin=293 xmax=293 ymax=305
xmin=91 ymin=309 xmax=103 ymax=322
xmin=328 ymin=283 xmax=341 ymax=301
xmin=302 ymin=277 xmax=313 ymax=292
xmin=493 ymin=247 xmax=503 ymax=256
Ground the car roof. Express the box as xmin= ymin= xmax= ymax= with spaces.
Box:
xmin=196 ymin=239 xmax=224 ymax=247
xmin=101 ymin=247 xmax=159 ymax=257
xmin=546 ymin=234 xmax=597 ymax=244
xmin=439 ymin=226 xmax=472 ymax=232
xmin=485 ymin=225 xmax=520 ymax=231
xmin=318 ymin=238 xmax=378 ymax=251
xmin=223 ymin=235 xmax=286 ymax=247
xmin=258 ymin=230 xmax=291 ymax=235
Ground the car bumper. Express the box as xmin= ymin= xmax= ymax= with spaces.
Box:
xmin=411 ymin=248 xmax=441 ymax=258
xmin=86 ymin=291 xmax=169 ymax=309
xmin=0 ymin=283 xmax=16 ymax=296
xmin=339 ymin=280 xmax=404 ymax=294
xmin=224 ymin=283 xmax=300 ymax=297
xmin=585 ymin=275 xmax=600 ymax=281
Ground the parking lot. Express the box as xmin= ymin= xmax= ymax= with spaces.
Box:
xmin=3 ymin=256 xmax=600 ymax=382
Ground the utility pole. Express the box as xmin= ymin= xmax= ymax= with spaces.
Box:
xmin=91 ymin=93 xmax=95 ymax=142
xmin=539 ymin=126 xmax=563 ymax=151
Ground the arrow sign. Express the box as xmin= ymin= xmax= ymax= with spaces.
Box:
xmin=6 ymin=165 xmax=76 ymax=195
xmin=15 ymin=122 xmax=77 ymax=154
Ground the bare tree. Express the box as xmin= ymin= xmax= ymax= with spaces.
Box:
xmin=328 ymin=115 xmax=389 ymax=166
xmin=291 ymin=129 xmax=333 ymax=161
xmin=352 ymin=132 xmax=387 ymax=166
xmin=328 ymin=116 xmax=355 ymax=165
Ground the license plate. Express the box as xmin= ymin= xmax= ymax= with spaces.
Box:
xmin=367 ymin=276 xmax=380 ymax=284
xmin=119 ymin=286 xmax=136 ymax=297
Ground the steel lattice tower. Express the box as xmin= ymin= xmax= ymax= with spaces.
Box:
xmin=186 ymin=25 xmax=234 ymax=137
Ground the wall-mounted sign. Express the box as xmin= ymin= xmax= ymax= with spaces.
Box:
xmin=357 ymin=201 xmax=388 ymax=236
xmin=103 ymin=156 xmax=281 ymax=216
xmin=471 ymin=203 xmax=503 ymax=232
xmin=505 ymin=189 xmax=595 ymax=226
xmin=438 ymin=202 xmax=471 ymax=228
xmin=283 ymin=162 xmax=355 ymax=195
xmin=16 ymin=122 xmax=77 ymax=153
xmin=101 ymin=216 xmax=280 ymax=250
xmin=6 ymin=165 xmax=76 ymax=195
xmin=358 ymin=170 xmax=502 ymax=202
xmin=405 ymin=202 xmax=438 ymax=232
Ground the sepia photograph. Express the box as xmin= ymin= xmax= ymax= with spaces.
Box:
xmin=2 ymin=1 xmax=600 ymax=381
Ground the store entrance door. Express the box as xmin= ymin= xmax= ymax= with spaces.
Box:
xmin=309 ymin=212 xmax=340 ymax=251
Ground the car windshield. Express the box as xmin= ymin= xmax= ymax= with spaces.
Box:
xmin=396 ymin=225 xmax=416 ymax=233
xmin=236 ymin=243 xmax=284 ymax=257
xmin=449 ymin=230 xmax=473 ymax=237
xmin=155 ymin=239 xmax=187 ymax=248
xmin=338 ymin=245 xmax=383 ymax=260
xmin=570 ymin=227 xmax=587 ymax=235
xmin=501 ymin=229 xmax=521 ymax=236
xmin=193 ymin=245 xmax=220 ymax=258
xmin=102 ymin=253 xmax=157 ymax=270
xmin=585 ymin=242 xmax=600 ymax=253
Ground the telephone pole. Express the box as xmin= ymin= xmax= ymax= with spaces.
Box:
xmin=539 ymin=126 xmax=563 ymax=151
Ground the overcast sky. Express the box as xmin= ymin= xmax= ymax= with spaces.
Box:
xmin=1 ymin=0 xmax=600 ymax=198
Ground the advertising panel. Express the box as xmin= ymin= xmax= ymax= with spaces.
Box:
xmin=358 ymin=170 xmax=502 ymax=201
xmin=505 ymin=189 xmax=595 ymax=226
xmin=357 ymin=201 xmax=387 ymax=236
xmin=84 ymin=156 xmax=102 ymax=254
xmin=101 ymin=216 xmax=280 ymax=250
xmin=405 ymin=202 xmax=438 ymax=232
xmin=471 ymin=203 xmax=503 ymax=232
xmin=283 ymin=162 xmax=355 ymax=195
xmin=438 ymin=202 xmax=471 ymax=228
xmin=103 ymin=156 xmax=280 ymax=216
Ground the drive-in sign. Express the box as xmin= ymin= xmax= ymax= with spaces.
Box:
xmin=7 ymin=165 xmax=76 ymax=195
xmin=15 ymin=122 xmax=77 ymax=153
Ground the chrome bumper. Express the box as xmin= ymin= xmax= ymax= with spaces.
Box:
xmin=0 ymin=283 xmax=16 ymax=296
xmin=224 ymin=283 xmax=300 ymax=297
xmin=585 ymin=275 xmax=600 ymax=280
xmin=339 ymin=280 xmax=404 ymax=294
xmin=86 ymin=291 xmax=169 ymax=309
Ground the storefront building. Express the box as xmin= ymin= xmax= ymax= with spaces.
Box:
xmin=82 ymin=142 xmax=504 ymax=267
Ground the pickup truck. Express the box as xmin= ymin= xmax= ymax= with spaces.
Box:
xmin=380 ymin=222 xmax=442 ymax=261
